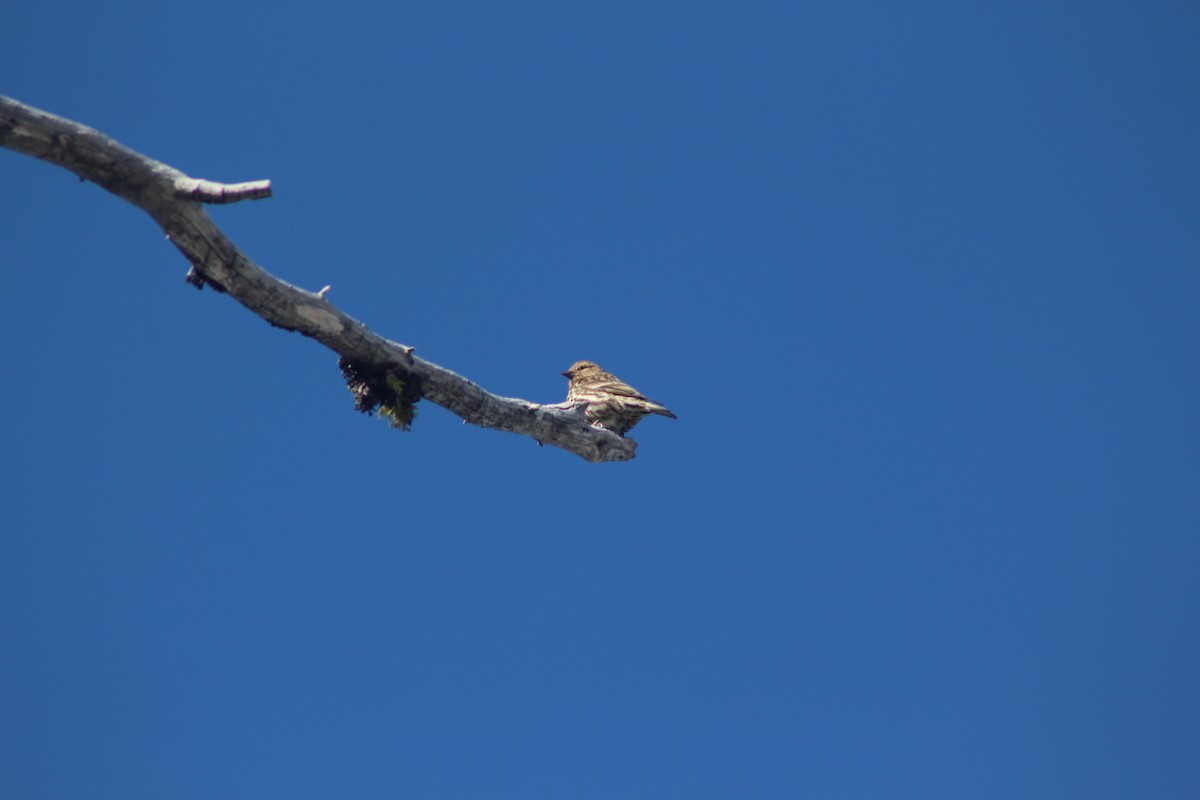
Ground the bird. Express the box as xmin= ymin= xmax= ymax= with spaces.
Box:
xmin=561 ymin=360 xmax=677 ymax=436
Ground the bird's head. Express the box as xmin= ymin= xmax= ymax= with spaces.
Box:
xmin=562 ymin=360 xmax=601 ymax=379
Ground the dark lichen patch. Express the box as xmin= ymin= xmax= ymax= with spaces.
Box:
xmin=339 ymin=357 xmax=422 ymax=431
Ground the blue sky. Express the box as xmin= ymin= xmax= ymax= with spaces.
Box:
xmin=3 ymin=2 xmax=1198 ymax=798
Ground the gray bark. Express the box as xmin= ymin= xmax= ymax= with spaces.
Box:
xmin=0 ymin=96 xmax=637 ymax=463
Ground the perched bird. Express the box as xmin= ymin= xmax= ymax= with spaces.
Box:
xmin=562 ymin=360 xmax=677 ymax=436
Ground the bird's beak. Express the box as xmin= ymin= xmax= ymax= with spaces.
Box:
xmin=561 ymin=371 xmax=570 ymax=378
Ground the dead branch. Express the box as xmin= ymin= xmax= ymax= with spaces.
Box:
xmin=0 ymin=95 xmax=637 ymax=463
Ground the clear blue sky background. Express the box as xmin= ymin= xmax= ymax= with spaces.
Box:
xmin=3 ymin=3 xmax=1198 ymax=798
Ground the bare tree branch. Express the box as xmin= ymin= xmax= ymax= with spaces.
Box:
xmin=0 ymin=95 xmax=637 ymax=463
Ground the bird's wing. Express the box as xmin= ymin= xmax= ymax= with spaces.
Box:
xmin=594 ymin=379 xmax=650 ymax=400
xmin=598 ymin=380 xmax=675 ymax=415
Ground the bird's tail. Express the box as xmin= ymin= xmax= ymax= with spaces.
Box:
xmin=650 ymin=404 xmax=677 ymax=419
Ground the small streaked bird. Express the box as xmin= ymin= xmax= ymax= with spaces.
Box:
xmin=562 ymin=360 xmax=677 ymax=436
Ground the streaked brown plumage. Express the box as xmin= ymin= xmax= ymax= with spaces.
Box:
xmin=562 ymin=360 xmax=677 ymax=436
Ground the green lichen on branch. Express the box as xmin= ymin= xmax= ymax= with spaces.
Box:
xmin=339 ymin=357 xmax=422 ymax=431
